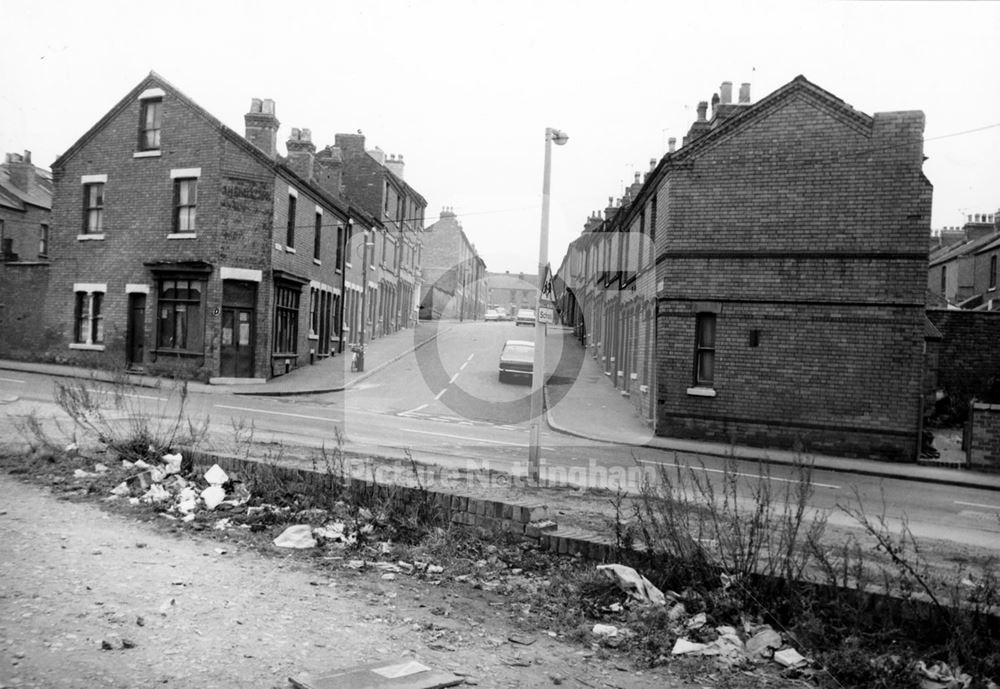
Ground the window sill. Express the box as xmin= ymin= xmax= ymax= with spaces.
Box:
xmin=77 ymin=234 xmax=105 ymax=241
xmin=285 ymin=247 xmax=296 ymax=254
xmin=69 ymin=343 xmax=105 ymax=351
xmin=686 ymin=386 xmax=717 ymax=398
xmin=307 ymin=334 xmax=319 ymax=341
xmin=313 ymin=259 xmax=321 ymax=266
xmin=167 ymin=233 xmax=197 ymax=240
xmin=133 ymin=150 xmax=161 ymax=158
xmin=152 ymin=348 xmax=202 ymax=358
xmin=274 ymin=243 xmax=283 ymax=251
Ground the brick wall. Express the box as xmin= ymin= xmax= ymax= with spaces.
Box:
xmin=654 ymin=85 xmax=929 ymax=461
xmin=926 ymin=309 xmax=1000 ymax=407
xmin=0 ymin=264 xmax=51 ymax=359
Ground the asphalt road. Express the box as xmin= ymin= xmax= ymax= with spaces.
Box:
xmin=1 ymin=320 xmax=999 ymax=551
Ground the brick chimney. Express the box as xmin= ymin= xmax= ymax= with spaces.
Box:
xmin=334 ymin=132 xmax=366 ymax=158
xmin=385 ymin=153 xmax=405 ymax=180
xmin=684 ymin=101 xmax=711 ymax=145
xmin=720 ymin=81 xmax=733 ymax=104
xmin=245 ymin=98 xmax=279 ymax=159
xmin=314 ymin=145 xmax=343 ymax=198
xmin=4 ymin=151 xmax=33 ymax=193
xmin=739 ymin=82 xmax=751 ymax=104
xmin=367 ymin=146 xmax=386 ymax=165
xmin=285 ymin=128 xmax=315 ymax=181
xmin=668 ymin=137 xmax=676 ymax=153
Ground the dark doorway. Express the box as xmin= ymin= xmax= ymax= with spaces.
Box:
xmin=221 ymin=281 xmax=256 ymax=378
xmin=126 ymin=293 xmax=146 ymax=369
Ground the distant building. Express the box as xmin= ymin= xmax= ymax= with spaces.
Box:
xmin=928 ymin=213 xmax=999 ymax=310
xmin=557 ymin=76 xmax=933 ymax=461
xmin=487 ymin=271 xmax=538 ymax=317
xmin=0 ymin=150 xmax=52 ymax=263
xmin=419 ymin=208 xmax=487 ymax=320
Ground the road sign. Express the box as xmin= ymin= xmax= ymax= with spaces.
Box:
xmin=537 ymin=306 xmax=554 ymax=324
xmin=540 ymin=264 xmax=554 ymax=300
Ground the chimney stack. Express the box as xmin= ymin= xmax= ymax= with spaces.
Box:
xmin=668 ymin=137 xmax=676 ymax=153
xmin=245 ymin=98 xmax=280 ymax=159
xmin=315 ymin=145 xmax=344 ymax=198
xmin=285 ymin=127 xmax=316 ymax=181
xmin=739 ymin=82 xmax=751 ymax=104
xmin=696 ymin=101 xmax=708 ymax=122
xmin=720 ymin=81 xmax=733 ymax=104
xmin=385 ymin=153 xmax=405 ymax=180
xmin=3 ymin=151 xmax=34 ymax=193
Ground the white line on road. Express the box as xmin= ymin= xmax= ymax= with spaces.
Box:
xmin=955 ymin=500 xmax=1000 ymax=511
xmin=0 ymin=377 xmax=26 ymax=384
xmin=449 ymin=372 xmax=460 ymax=384
xmin=635 ymin=458 xmax=841 ymax=489
xmin=86 ymin=387 xmax=165 ymax=402
xmin=399 ymin=403 xmax=428 ymax=416
xmin=403 ymin=428 xmax=523 ymax=446
xmin=434 ymin=389 xmax=447 ymax=400
xmin=214 ymin=404 xmax=338 ymax=424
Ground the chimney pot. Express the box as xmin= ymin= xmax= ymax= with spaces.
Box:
xmin=262 ymin=99 xmax=275 ymax=115
xmin=668 ymin=137 xmax=676 ymax=153
xmin=720 ymin=81 xmax=733 ymax=104
xmin=696 ymin=101 xmax=708 ymax=122
xmin=739 ymin=82 xmax=751 ymax=104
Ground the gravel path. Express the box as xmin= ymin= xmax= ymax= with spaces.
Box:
xmin=0 ymin=474 xmax=686 ymax=689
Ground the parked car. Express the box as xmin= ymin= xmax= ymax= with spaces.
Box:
xmin=484 ymin=309 xmax=501 ymax=322
xmin=498 ymin=339 xmax=534 ymax=383
xmin=515 ymin=309 xmax=536 ymax=326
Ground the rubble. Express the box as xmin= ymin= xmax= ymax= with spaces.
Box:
xmin=274 ymin=525 xmax=318 ymax=549
xmin=595 ymin=564 xmax=667 ymax=606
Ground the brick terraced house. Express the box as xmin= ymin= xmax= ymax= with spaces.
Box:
xmin=419 ymin=207 xmax=487 ymax=320
xmin=557 ymin=76 xmax=933 ymax=461
xmin=40 ymin=72 xmax=384 ymax=382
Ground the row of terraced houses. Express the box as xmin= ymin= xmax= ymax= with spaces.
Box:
xmin=1 ymin=72 xmax=441 ymax=382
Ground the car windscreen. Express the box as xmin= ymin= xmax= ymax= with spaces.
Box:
xmin=502 ymin=345 xmax=534 ymax=358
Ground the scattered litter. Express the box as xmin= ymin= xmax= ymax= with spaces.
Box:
xmin=161 ymin=452 xmax=183 ymax=475
xmin=745 ymin=627 xmax=782 ymax=658
xmin=200 ymin=485 xmax=225 ymax=510
xmin=142 ymin=484 xmax=170 ymax=503
xmin=596 ymin=564 xmax=667 ymax=606
xmin=427 ymin=564 xmax=444 ymax=574
xmin=508 ymin=634 xmax=535 ymax=646
xmin=917 ymin=661 xmax=972 ymax=689
xmin=671 ymin=638 xmax=708 ymax=655
xmin=133 ymin=459 xmax=152 ymax=469
xmin=110 ymin=482 xmax=130 ymax=497
xmin=121 ymin=460 xmax=134 ymax=469
xmin=685 ymin=612 xmax=707 ymax=630
xmin=213 ymin=518 xmax=232 ymax=531
xmin=65 ymin=442 xmax=78 ymax=453
xmin=667 ymin=602 xmax=686 ymax=621
xmin=94 ymin=463 xmax=109 ymax=473
xmin=592 ymin=624 xmax=619 ymax=638
xmin=773 ymin=648 xmax=808 ymax=669
xmin=73 ymin=469 xmax=95 ymax=478
xmin=203 ymin=464 xmax=229 ymax=486
xmin=289 ymin=659 xmax=462 ymax=689
xmin=274 ymin=525 xmax=317 ymax=549
xmin=158 ymin=598 xmax=175 ymax=615
xmin=381 ymin=573 xmax=396 ymax=581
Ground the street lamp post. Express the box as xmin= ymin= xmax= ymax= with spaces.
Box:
xmin=528 ymin=127 xmax=568 ymax=483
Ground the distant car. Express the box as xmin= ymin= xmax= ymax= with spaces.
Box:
xmin=484 ymin=309 xmax=501 ymax=322
xmin=515 ymin=309 xmax=536 ymax=326
xmin=498 ymin=339 xmax=534 ymax=383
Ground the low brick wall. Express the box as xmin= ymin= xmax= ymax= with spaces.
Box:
xmin=970 ymin=402 xmax=1000 ymax=471
xmin=192 ymin=452 xmax=618 ymax=561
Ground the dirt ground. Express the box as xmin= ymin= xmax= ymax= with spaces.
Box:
xmin=0 ymin=474 xmax=711 ymax=689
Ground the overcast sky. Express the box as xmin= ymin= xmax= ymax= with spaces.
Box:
xmin=3 ymin=1 xmax=998 ymax=274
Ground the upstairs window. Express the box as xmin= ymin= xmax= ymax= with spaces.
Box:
xmin=990 ymin=255 xmax=997 ymax=290
xmin=940 ymin=265 xmax=947 ymax=295
xmin=173 ymin=178 xmax=197 ymax=233
xmin=314 ymin=211 xmax=322 ymax=260
xmin=83 ymin=182 xmax=105 ymax=234
xmin=139 ymin=97 xmax=162 ymax=151
xmin=335 ymin=223 xmax=344 ymax=270
xmin=39 ymin=223 xmax=49 ymax=258
xmin=693 ymin=313 xmax=716 ymax=387
xmin=286 ymin=193 xmax=297 ymax=248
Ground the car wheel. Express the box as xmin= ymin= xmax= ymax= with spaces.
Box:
xmin=498 ymin=372 xmax=506 ymax=383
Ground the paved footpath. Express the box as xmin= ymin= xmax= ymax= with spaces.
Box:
xmin=0 ymin=475 xmax=683 ymax=689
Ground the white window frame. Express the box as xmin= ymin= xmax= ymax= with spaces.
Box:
xmin=69 ymin=283 xmax=108 ymax=351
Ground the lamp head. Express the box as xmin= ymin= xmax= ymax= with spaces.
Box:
xmin=548 ymin=128 xmax=569 ymax=146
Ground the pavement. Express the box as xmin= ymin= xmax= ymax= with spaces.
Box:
xmin=2 ymin=321 xmax=999 ymax=492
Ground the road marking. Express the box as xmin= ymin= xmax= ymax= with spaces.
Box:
xmin=403 ymin=428 xmax=523 ymax=447
xmin=400 ymin=403 xmax=428 ymax=416
xmin=85 ymin=387 xmax=166 ymax=402
xmin=214 ymin=404 xmax=337 ymax=424
xmin=955 ymin=500 xmax=1000 ymax=511
xmin=449 ymin=372 xmax=460 ymax=384
xmin=0 ymin=377 xmax=26 ymax=384
xmin=460 ymin=354 xmax=473 ymax=371
xmin=434 ymin=389 xmax=447 ymax=400
xmin=635 ymin=458 xmax=840 ymax=489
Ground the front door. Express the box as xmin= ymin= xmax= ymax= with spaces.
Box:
xmin=221 ymin=308 xmax=254 ymax=377
xmin=126 ymin=293 xmax=146 ymax=368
